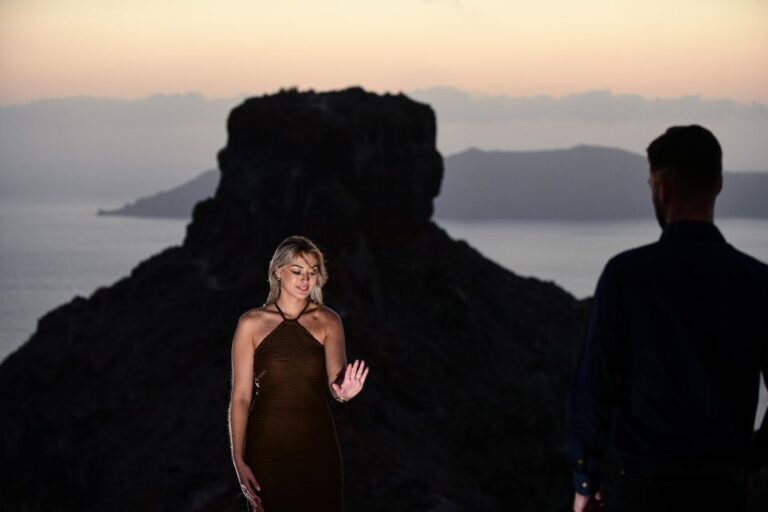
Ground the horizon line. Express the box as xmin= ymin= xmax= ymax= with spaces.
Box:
xmin=3 ymin=86 xmax=767 ymax=110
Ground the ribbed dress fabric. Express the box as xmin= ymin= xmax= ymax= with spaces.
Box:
xmin=244 ymin=301 xmax=342 ymax=511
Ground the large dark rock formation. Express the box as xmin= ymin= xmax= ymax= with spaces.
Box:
xmin=2 ymin=87 xmax=763 ymax=511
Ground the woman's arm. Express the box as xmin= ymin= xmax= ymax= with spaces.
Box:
xmin=229 ymin=313 xmax=256 ymax=463
xmin=323 ymin=309 xmax=369 ymax=402
xmin=228 ymin=312 xmax=261 ymax=505
xmin=323 ymin=309 xmax=346 ymax=395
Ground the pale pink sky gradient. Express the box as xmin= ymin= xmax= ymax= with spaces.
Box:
xmin=1 ymin=0 xmax=767 ymax=106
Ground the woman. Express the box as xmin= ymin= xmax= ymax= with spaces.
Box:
xmin=228 ymin=235 xmax=369 ymax=511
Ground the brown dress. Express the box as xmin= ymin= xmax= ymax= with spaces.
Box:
xmin=244 ymin=301 xmax=342 ymax=511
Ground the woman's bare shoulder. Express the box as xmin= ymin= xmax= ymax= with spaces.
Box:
xmin=309 ymin=304 xmax=342 ymax=327
xmin=238 ymin=306 xmax=282 ymax=329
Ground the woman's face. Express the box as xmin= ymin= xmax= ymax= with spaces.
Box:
xmin=276 ymin=252 xmax=319 ymax=301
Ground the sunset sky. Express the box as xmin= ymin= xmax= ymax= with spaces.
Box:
xmin=1 ymin=0 xmax=767 ymax=106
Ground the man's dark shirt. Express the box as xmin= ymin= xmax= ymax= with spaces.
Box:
xmin=565 ymin=221 xmax=768 ymax=495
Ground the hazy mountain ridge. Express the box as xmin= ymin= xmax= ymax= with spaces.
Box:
xmin=408 ymin=87 xmax=768 ymax=167
xmin=2 ymin=89 xmax=766 ymax=200
xmin=437 ymin=146 xmax=768 ymax=219
xmin=410 ymin=87 xmax=768 ymax=124
xmin=98 ymin=146 xmax=768 ymax=220
xmin=97 ymin=168 xmax=218 ymax=218
xmin=0 ymin=93 xmax=238 ymax=198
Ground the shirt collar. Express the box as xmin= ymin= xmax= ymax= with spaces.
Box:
xmin=659 ymin=221 xmax=726 ymax=244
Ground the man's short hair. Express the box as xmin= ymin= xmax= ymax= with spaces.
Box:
xmin=646 ymin=125 xmax=722 ymax=194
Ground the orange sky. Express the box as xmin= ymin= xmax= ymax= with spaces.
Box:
xmin=1 ymin=0 xmax=767 ymax=106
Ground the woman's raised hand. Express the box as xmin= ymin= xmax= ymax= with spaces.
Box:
xmin=332 ymin=359 xmax=369 ymax=402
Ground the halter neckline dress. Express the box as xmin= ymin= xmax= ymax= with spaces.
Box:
xmin=244 ymin=300 xmax=342 ymax=512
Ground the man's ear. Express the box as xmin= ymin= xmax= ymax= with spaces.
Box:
xmin=715 ymin=175 xmax=723 ymax=196
xmin=657 ymin=175 xmax=671 ymax=205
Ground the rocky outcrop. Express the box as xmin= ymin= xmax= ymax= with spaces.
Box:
xmin=4 ymin=87 xmax=761 ymax=511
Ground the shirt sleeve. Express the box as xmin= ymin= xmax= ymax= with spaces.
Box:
xmin=749 ymin=356 xmax=768 ymax=470
xmin=565 ymin=259 xmax=626 ymax=495
xmin=747 ymin=271 xmax=768 ymax=471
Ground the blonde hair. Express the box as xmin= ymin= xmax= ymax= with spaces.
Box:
xmin=265 ymin=235 xmax=328 ymax=305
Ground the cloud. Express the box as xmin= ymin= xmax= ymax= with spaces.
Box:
xmin=409 ymin=87 xmax=768 ymax=124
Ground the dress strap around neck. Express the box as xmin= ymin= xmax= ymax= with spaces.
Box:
xmin=274 ymin=299 xmax=311 ymax=321
xmin=296 ymin=299 xmax=312 ymax=318
xmin=273 ymin=302 xmax=287 ymax=320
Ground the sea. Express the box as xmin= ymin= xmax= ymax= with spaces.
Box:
xmin=1 ymin=198 xmax=766 ymax=425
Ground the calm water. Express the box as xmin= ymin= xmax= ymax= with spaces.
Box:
xmin=439 ymin=217 xmax=768 ymax=299
xmin=1 ymin=201 xmax=765 ymax=425
xmin=0 ymin=198 xmax=187 ymax=360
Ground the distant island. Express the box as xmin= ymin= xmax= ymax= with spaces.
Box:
xmin=438 ymin=146 xmax=768 ymax=219
xmin=97 ymin=168 xmax=218 ymax=218
xmin=98 ymin=146 xmax=768 ymax=219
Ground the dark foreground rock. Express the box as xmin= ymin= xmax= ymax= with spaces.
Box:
xmin=1 ymin=87 xmax=764 ymax=511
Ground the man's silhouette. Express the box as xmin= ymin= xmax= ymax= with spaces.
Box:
xmin=565 ymin=125 xmax=768 ymax=511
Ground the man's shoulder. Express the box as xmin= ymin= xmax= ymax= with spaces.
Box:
xmin=725 ymin=243 xmax=768 ymax=277
xmin=603 ymin=237 xmax=768 ymax=280
xmin=605 ymin=242 xmax=660 ymax=272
